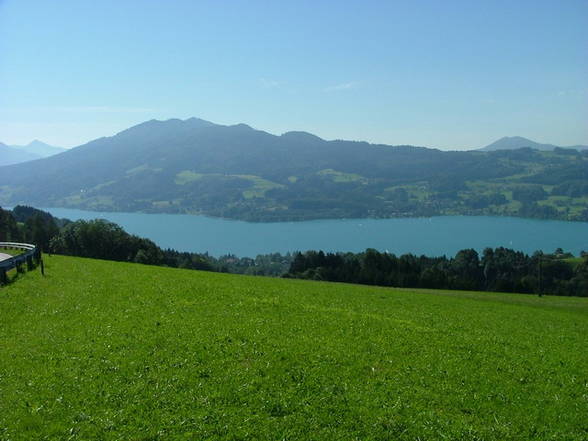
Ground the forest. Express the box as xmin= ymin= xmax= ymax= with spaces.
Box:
xmin=0 ymin=206 xmax=292 ymax=276
xmin=285 ymin=248 xmax=588 ymax=297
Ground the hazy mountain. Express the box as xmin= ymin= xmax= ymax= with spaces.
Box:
xmin=9 ymin=140 xmax=66 ymax=157
xmin=0 ymin=118 xmax=586 ymax=221
xmin=479 ymin=136 xmax=588 ymax=152
xmin=0 ymin=142 xmax=42 ymax=166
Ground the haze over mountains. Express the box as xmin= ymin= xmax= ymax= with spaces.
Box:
xmin=2 ymin=130 xmax=585 ymax=167
xmin=479 ymin=136 xmax=588 ymax=152
xmin=0 ymin=142 xmax=41 ymax=166
xmin=9 ymin=140 xmax=66 ymax=157
xmin=0 ymin=140 xmax=65 ymax=165
xmin=0 ymin=117 xmax=586 ymax=222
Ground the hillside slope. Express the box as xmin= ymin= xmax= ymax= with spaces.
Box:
xmin=0 ymin=118 xmax=587 ymax=221
xmin=1 ymin=255 xmax=587 ymax=440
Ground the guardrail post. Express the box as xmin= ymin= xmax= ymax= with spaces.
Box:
xmin=0 ymin=242 xmax=42 ymax=282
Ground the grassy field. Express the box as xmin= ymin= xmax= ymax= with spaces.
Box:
xmin=1 ymin=256 xmax=587 ymax=440
xmin=0 ymin=247 xmax=23 ymax=256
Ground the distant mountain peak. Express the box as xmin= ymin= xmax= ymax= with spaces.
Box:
xmin=479 ymin=136 xmax=588 ymax=152
xmin=27 ymin=139 xmax=53 ymax=148
xmin=186 ymin=117 xmax=215 ymax=126
xmin=230 ymin=123 xmax=254 ymax=130
xmin=497 ymin=136 xmax=532 ymax=143
xmin=0 ymin=142 xmax=42 ymax=166
xmin=116 ymin=117 xmax=217 ymax=138
xmin=281 ymin=131 xmax=323 ymax=142
xmin=3 ymin=139 xmax=65 ymax=160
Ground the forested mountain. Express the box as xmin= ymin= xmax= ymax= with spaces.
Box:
xmin=479 ymin=136 xmax=588 ymax=152
xmin=0 ymin=118 xmax=587 ymax=221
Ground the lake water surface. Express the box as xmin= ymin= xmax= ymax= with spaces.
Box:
xmin=41 ymin=208 xmax=588 ymax=257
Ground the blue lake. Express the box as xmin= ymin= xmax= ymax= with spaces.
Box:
xmin=41 ymin=208 xmax=588 ymax=257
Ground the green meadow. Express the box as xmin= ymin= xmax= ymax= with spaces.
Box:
xmin=1 ymin=255 xmax=587 ymax=440
xmin=0 ymin=247 xmax=20 ymax=256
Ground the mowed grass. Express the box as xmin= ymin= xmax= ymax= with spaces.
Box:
xmin=0 ymin=247 xmax=20 ymax=256
xmin=0 ymin=256 xmax=587 ymax=440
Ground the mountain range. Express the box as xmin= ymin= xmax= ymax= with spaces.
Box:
xmin=9 ymin=140 xmax=67 ymax=157
xmin=479 ymin=136 xmax=588 ymax=152
xmin=0 ymin=118 xmax=586 ymax=222
xmin=0 ymin=140 xmax=65 ymax=166
xmin=0 ymin=142 xmax=41 ymax=166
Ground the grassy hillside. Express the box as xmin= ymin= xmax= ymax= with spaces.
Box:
xmin=1 ymin=256 xmax=587 ymax=440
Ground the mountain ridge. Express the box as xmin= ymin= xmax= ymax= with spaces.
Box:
xmin=0 ymin=142 xmax=42 ymax=166
xmin=0 ymin=139 xmax=66 ymax=166
xmin=9 ymin=139 xmax=66 ymax=156
xmin=0 ymin=117 xmax=587 ymax=222
xmin=479 ymin=136 xmax=588 ymax=152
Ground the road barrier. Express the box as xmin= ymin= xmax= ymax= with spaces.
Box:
xmin=0 ymin=242 xmax=43 ymax=285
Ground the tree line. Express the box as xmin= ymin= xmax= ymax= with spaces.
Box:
xmin=0 ymin=206 xmax=291 ymax=276
xmin=1 ymin=205 xmax=586 ymax=296
xmin=285 ymin=248 xmax=588 ymax=297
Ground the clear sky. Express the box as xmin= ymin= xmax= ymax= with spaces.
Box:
xmin=1 ymin=0 xmax=587 ymax=150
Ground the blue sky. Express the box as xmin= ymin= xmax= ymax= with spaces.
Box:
xmin=1 ymin=0 xmax=586 ymax=149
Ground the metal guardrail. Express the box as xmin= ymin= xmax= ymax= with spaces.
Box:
xmin=0 ymin=242 xmax=44 ymax=285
